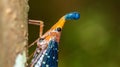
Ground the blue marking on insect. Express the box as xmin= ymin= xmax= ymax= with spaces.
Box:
xmin=65 ymin=12 xmax=80 ymax=20
xmin=41 ymin=40 xmax=58 ymax=67
xmin=33 ymin=40 xmax=58 ymax=67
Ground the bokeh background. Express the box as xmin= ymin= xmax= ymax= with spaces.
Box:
xmin=28 ymin=0 xmax=120 ymax=67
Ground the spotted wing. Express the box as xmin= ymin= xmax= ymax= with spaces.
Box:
xmin=41 ymin=40 xmax=58 ymax=67
xmin=34 ymin=40 xmax=58 ymax=67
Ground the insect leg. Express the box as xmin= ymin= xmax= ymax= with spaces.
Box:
xmin=28 ymin=19 xmax=44 ymax=37
xmin=28 ymin=19 xmax=44 ymax=47
xmin=28 ymin=48 xmax=37 ymax=60
xmin=29 ymin=19 xmax=43 ymax=25
xmin=28 ymin=38 xmax=39 ymax=48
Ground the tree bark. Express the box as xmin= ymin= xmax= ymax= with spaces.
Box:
xmin=0 ymin=0 xmax=29 ymax=67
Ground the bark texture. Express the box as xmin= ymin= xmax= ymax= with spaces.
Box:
xmin=0 ymin=0 xmax=29 ymax=67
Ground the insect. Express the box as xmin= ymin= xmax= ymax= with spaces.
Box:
xmin=28 ymin=12 xmax=80 ymax=67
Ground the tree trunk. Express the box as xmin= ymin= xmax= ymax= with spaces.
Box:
xmin=0 ymin=0 xmax=29 ymax=67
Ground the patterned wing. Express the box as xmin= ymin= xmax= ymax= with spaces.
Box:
xmin=34 ymin=40 xmax=58 ymax=67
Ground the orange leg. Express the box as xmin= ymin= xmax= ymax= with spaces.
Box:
xmin=29 ymin=19 xmax=44 ymax=37
xmin=28 ymin=20 xmax=44 ymax=65
xmin=28 ymin=20 xmax=44 ymax=47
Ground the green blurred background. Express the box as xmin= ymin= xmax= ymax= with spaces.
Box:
xmin=28 ymin=0 xmax=120 ymax=67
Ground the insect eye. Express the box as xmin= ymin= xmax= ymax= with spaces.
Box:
xmin=56 ymin=27 xmax=62 ymax=32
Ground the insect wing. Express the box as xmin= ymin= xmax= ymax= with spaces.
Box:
xmin=34 ymin=40 xmax=58 ymax=67
xmin=41 ymin=40 xmax=58 ymax=67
